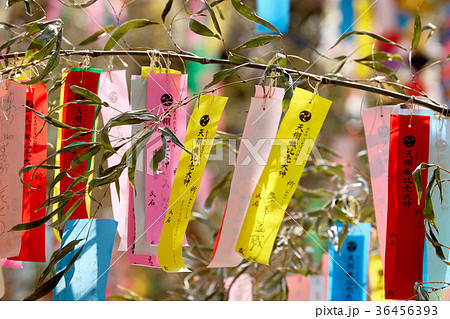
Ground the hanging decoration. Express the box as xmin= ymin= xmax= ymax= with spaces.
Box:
xmin=362 ymin=105 xmax=394 ymax=270
xmin=0 ymin=264 xmax=4 ymax=299
xmin=208 ymin=85 xmax=284 ymax=268
xmin=224 ymin=274 xmax=253 ymax=301
xmin=158 ymin=94 xmax=228 ymax=272
xmin=1 ymin=258 xmax=22 ymax=268
xmin=255 ymin=0 xmax=290 ymax=34
xmin=144 ymin=69 xmax=188 ymax=254
xmin=9 ymin=83 xmax=47 ymax=262
xmin=98 ymin=69 xmax=131 ymax=251
xmin=54 ymin=67 xmax=102 ymax=223
xmin=53 ymin=219 xmax=117 ymax=301
xmin=384 ymin=111 xmax=430 ymax=300
xmin=327 ymin=222 xmax=371 ymax=301
xmin=0 ymin=80 xmax=26 ymax=259
xmin=426 ymin=114 xmax=450 ymax=297
xmin=236 ymin=88 xmax=332 ymax=265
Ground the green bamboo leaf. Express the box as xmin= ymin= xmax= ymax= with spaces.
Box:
xmin=47 ymin=171 xmax=67 ymax=197
xmin=70 ymin=85 xmax=108 ymax=106
xmin=435 ymin=168 xmax=443 ymax=202
xmin=24 ymin=24 xmax=59 ymax=61
xmin=71 ymin=144 xmax=102 ymax=168
xmin=337 ymin=223 xmax=349 ymax=252
xmin=412 ymin=8 xmax=422 ymax=50
xmin=160 ymin=126 xmax=192 ymax=155
xmin=49 ymin=197 xmax=84 ymax=230
xmin=425 ymin=224 xmax=450 ymax=266
xmin=230 ymin=0 xmax=280 ymax=35
xmin=104 ymin=19 xmax=158 ymax=51
xmin=233 ymin=34 xmax=280 ymax=51
xmin=58 ymin=0 xmax=98 ymax=8
xmin=150 ymin=136 xmax=167 ymax=172
xmin=37 ymin=239 xmax=84 ymax=286
xmin=357 ymin=61 xmax=398 ymax=80
xmin=412 ymin=163 xmax=434 ymax=204
xmin=354 ymin=52 xmax=403 ymax=63
xmin=88 ymin=166 xmax=125 ymax=193
xmin=189 ymin=18 xmax=220 ymax=39
xmin=281 ymin=70 xmax=294 ymax=111
xmin=228 ymin=52 xmax=253 ymax=64
xmin=78 ymin=24 xmax=116 ymax=46
xmin=331 ymin=30 xmax=407 ymax=51
xmin=126 ymin=127 xmax=156 ymax=189
xmin=161 ymin=0 xmax=173 ymax=22
xmin=203 ymin=1 xmax=222 ymax=36
xmin=421 ymin=23 xmax=436 ymax=41
xmin=204 ymin=64 xmax=247 ymax=89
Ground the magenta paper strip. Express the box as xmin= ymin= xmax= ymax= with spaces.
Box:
xmin=362 ymin=106 xmax=394 ymax=270
xmin=98 ymin=70 xmax=131 ymax=251
xmin=0 ymin=80 xmax=26 ymax=258
xmin=1 ymin=258 xmax=22 ymax=268
xmin=144 ymin=72 xmax=188 ymax=253
xmin=0 ymin=265 xmax=4 ymax=299
xmin=208 ymin=85 xmax=284 ymax=267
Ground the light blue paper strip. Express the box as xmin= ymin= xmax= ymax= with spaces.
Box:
xmin=53 ymin=219 xmax=118 ymax=301
xmin=327 ymin=222 xmax=371 ymax=301
xmin=255 ymin=0 xmax=290 ymax=34
xmin=426 ymin=115 xmax=450 ymax=296
xmin=340 ymin=0 xmax=354 ymax=35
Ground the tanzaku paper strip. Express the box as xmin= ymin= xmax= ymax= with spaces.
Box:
xmin=209 ymin=85 xmax=283 ymax=268
xmin=362 ymin=105 xmax=395 ymax=270
xmin=144 ymin=70 xmax=188 ymax=252
xmin=10 ymin=83 xmax=47 ymax=262
xmin=98 ymin=70 xmax=131 ymax=251
xmin=384 ymin=112 xmax=430 ymax=300
xmin=1 ymin=258 xmax=22 ymax=268
xmin=53 ymin=219 xmax=117 ymax=301
xmin=327 ymin=222 xmax=371 ymax=301
xmin=224 ymin=273 xmax=253 ymax=301
xmin=369 ymin=254 xmax=386 ymax=301
xmin=158 ymin=94 xmax=228 ymax=272
xmin=236 ymin=88 xmax=332 ymax=265
xmin=0 ymin=265 xmax=4 ymax=299
xmin=55 ymin=67 xmax=102 ymax=222
xmin=0 ymin=80 xmax=26 ymax=258
xmin=426 ymin=114 xmax=450 ymax=295
xmin=255 ymin=0 xmax=290 ymax=34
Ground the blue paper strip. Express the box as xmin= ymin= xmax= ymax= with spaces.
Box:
xmin=340 ymin=0 xmax=354 ymax=35
xmin=327 ymin=222 xmax=371 ymax=301
xmin=255 ymin=0 xmax=290 ymax=34
xmin=53 ymin=219 xmax=118 ymax=301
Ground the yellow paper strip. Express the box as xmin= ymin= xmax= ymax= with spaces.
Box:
xmin=141 ymin=67 xmax=181 ymax=78
xmin=158 ymin=94 xmax=228 ymax=272
xmin=369 ymin=253 xmax=386 ymax=301
xmin=236 ymin=88 xmax=332 ymax=264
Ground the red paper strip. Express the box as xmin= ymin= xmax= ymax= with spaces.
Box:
xmin=384 ymin=113 xmax=429 ymax=300
xmin=59 ymin=68 xmax=101 ymax=220
xmin=9 ymin=83 xmax=47 ymax=262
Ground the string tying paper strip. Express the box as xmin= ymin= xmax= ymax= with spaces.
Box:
xmin=362 ymin=105 xmax=395 ymax=271
xmin=384 ymin=111 xmax=430 ymax=300
xmin=0 ymin=80 xmax=26 ymax=259
xmin=158 ymin=94 xmax=228 ymax=272
xmin=327 ymin=222 xmax=371 ymax=301
xmin=144 ymin=69 xmax=188 ymax=254
xmin=426 ymin=113 xmax=450 ymax=296
xmin=53 ymin=219 xmax=117 ymax=301
xmin=208 ymin=85 xmax=284 ymax=268
xmin=98 ymin=70 xmax=131 ymax=251
xmin=55 ymin=67 xmax=102 ymax=222
xmin=9 ymin=83 xmax=47 ymax=262
xmin=236 ymin=88 xmax=332 ymax=265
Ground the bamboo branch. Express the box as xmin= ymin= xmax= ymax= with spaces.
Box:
xmin=1 ymin=49 xmax=447 ymax=115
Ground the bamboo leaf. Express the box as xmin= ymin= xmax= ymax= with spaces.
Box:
xmin=160 ymin=126 xmax=192 ymax=155
xmin=412 ymin=8 xmax=422 ymax=50
xmin=331 ymin=30 xmax=407 ymax=51
xmin=78 ymin=24 xmax=116 ymax=46
xmin=104 ymin=19 xmax=158 ymax=51
xmin=58 ymin=0 xmax=98 ymax=8
xmin=71 ymin=144 xmax=102 ymax=168
xmin=150 ymin=136 xmax=167 ymax=172
xmin=354 ymin=52 xmax=403 ymax=63
xmin=161 ymin=0 xmax=173 ymax=22
xmin=412 ymin=163 xmax=434 ymax=204
xmin=204 ymin=171 xmax=232 ymax=213
xmin=188 ymin=18 xmax=220 ymax=39
xmin=228 ymin=52 xmax=253 ymax=64
xmin=422 ymin=23 xmax=436 ymax=41
xmin=281 ymin=70 xmax=294 ymax=111
xmin=232 ymin=34 xmax=280 ymax=51
xmin=70 ymin=85 xmax=108 ymax=106
xmin=203 ymin=1 xmax=222 ymax=36
xmin=230 ymin=0 xmax=280 ymax=35
xmin=204 ymin=64 xmax=247 ymax=89
xmin=49 ymin=197 xmax=84 ymax=230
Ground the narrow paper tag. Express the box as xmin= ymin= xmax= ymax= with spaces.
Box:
xmin=327 ymin=223 xmax=371 ymax=301
xmin=426 ymin=114 xmax=450 ymax=292
xmin=98 ymin=70 xmax=131 ymax=251
xmin=144 ymin=71 xmax=188 ymax=253
xmin=56 ymin=67 xmax=102 ymax=221
xmin=208 ymin=85 xmax=283 ymax=268
xmin=369 ymin=254 xmax=386 ymax=301
xmin=236 ymin=88 xmax=332 ymax=265
xmin=53 ymin=219 xmax=117 ymax=301
xmin=255 ymin=0 xmax=290 ymax=34
xmin=224 ymin=274 xmax=253 ymax=301
xmin=0 ymin=265 xmax=4 ymax=299
xmin=0 ymin=80 xmax=26 ymax=258
xmin=158 ymin=94 xmax=228 ymax=272
xmin=1 ymin=258 xmax=22 ymax=268
xmin=286 ymin=274 xmax=312 ymax=300
xmin=9 ymin=83 xmax=47 ymax=262
xmin=362 ymin=105 xmax=394 ymax=270
xmin=384 ymin=113 xmax=430 ymax=300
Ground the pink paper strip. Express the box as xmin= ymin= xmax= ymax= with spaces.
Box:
xmin=98 ymin=70 xmax=131 ymax=251
xmin=143 ymin=73 xmax=188 ymax=254
xmin=1 ymin=258 xmax=22 ymax=268
xmin=208 ymin=86 xmax=284 ymax=267
xmin=224 ymin=273 xmax=253 ymax=301
xmin=286 ymin=274 xmax=311 ymax=301
xmin=0 ymin=80 xmax=26 ymax=258
xmin=362 ymin=106 xmax=394 ymax=270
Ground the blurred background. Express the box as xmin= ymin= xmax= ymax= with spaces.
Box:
xmin=0 ymin=0 xmax=449 ymax=301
